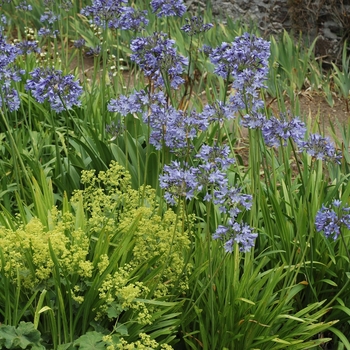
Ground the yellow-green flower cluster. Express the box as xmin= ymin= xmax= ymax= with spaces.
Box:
xmin=72 ymin=161 xmax=193 ymax=296
xmin=97 ymin=266 xmax=151 ymax=324
xmin=103 ymin=333 xmax=173 ymax=350
xmin=0 ymin=210 xmax=92 ymax=289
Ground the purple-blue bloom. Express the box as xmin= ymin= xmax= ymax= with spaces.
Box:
xmin=145 ymin=101 xmax=202 ymax=152
xmin=40 ymin=10 xmax=60 ymax=24
xmin=209 ymin=33 xmax=270 ymax=129
xmin=213 ymin=220 xmax=257 ymax=253
xmin=86 ymin=45 xmax=101 ymax=56
xmin=181 ymin=16 xmax=213 ymax=35
xmin=0 ymin=32 xmax=23 ymax=111
xmin=0 ymin=86 xmax=20 ymax=112
xmin=16 ymin=1 xmax=32 ymax=10
xmin=130 ymin=32 xmax=188 ymax=89
xmin=199 ymin=100 xmax=235 ymax=123
xmin=81 ymin=0 xmax=127 ymax=28
xmin=16 ymin=40 xmax=40 ymax=55
xmin=262 ymin=114 xmax=306 ymax=147
xmin=108 ymin=7 xmax=149 ymax=30
xmin=159 ymin=161 xmax=199 ymax=205
xmin=25 ymin=67 xmax=83 ymax=113
xmin=315 ymin=200 xmax=350 ymax=240
xmin=298 ymin=133 xmax=342 ymax=163
xmin=108 ymin=89 xmax=149 ymax=115
xmin=209 ymin=33 xmax=270 ymax=82
xmin=151 ymin=0 xmax=186 ymax=18
xmin=73 ymin=38 xmax=86 ymax=49
xmin=38 ymin=28 xmax=59 ymax=37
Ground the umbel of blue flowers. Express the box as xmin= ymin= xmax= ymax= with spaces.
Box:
xmin=0 ymin=17 xmax=24 ymax=112
xmin=204 ymin=33 xmax=270 ymax=128
xmin=81 ymin=0 xmax=148 ymax=30
xmin=315 ymin=200 xmax=350 ymax=240
xmin=26 ymin=67 xmax=83 ymax=113
xmin=151 ymin=0 xmax=186 ymax=18
xmin=130 ymin=32 xmax=188 ymax=89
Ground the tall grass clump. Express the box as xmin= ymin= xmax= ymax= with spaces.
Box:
xmin=0 ymin=0 xmax=350 ymax=349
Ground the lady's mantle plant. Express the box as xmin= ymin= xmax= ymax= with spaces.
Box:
xmin=0 ymin=161 xmax=191 ymax=344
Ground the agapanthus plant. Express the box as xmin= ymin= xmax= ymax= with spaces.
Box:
xmin=25 ymin=67 xmax=83 ymax=113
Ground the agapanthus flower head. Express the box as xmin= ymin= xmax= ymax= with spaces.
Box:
xmin=105 ymin=120 xmax=125 ymax=138
xmin=240 ymin=110 xmax=266 ymax=129
xmin=86 ymin=45 xmax=101 ymax=56
xmin=213 ymin=220 xmax=257 ymax=253
xmin=213 ymin=185 xmax=253 ymax=216
xmin=130 ymin=32 xmax=188 ymax=89
xmin=40 ymin=10 xmax=60 ymax=24
xmin=73 ymin=38 xmax=86 ymax=49
xmin=108 ymin=89 xmax=148 ymax=116
xmin=262 ymin=114 xmax=306 ymax=147
xmin=315 ymin=200 xmax=350 ymax=240
xmin=298 ymin=133 xmax=342 ymax=164
xmin=181 ymin=16 xmax=213 ymax=35
xmin=81 ymin=0 xmax=127 ymax=28
xmin=145 ymin=102 xmax=201 ymax=153
xmin=16 ymin=1 xmax=32 ymax=11
xmin=0 ymin=34 xmax=21 ymax=72
xmin=16 ymin=40 xmax=40 ymax=55
xmin=0 ymin=86 xmax=21 ymax=112
xmin=151 ymin=0 xmax=186 ymax=18
xmin=38 ymin=28 xmax=59 ymax=37
xmin=200 ymin=100 xmax=235 ymax=124
xmin=108 ymin=7 xmax=149 ymax=31
xmin=159 ymin=161 xmax=199 ymax=205
xmin=25 ymin=67 xmax=83 ymax=113
xmin=209 ymin=33 xmax=270 ymax=83
xmin=198 ymin=144 xmax=234 ymax=168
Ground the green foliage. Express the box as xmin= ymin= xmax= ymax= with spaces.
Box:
xmin=332 ymin=41 xmax=350 ymax=112
xmin=0 ymin=322 xmax=44 ymax=350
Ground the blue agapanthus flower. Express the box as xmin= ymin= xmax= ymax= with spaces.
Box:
xmin=298 ymin=133 xmax=342 ymax=163
xmin=151 ymin=0 xmax=186 ymax=18
xmin=213 ymin=220 xmax=257 ymax=253
xmin=16 ymin=40 xmax=40 ymax=55
xmin=315 ymin=200 xmax=350 ymax=240
xmin=108 ymin=89 xmax=149 ymax=116
xmin=81 ymin=0 xmax=144 ymax=30
xmin=262 ymin=115 xmax=306 ymax=147
xmin=0 ymin=30 xmax=23 ymax=111
xmin=159 ymin=161 xmax=199 ymax=205
xmin=130 ymin=32 xmax=188 ymax=89
xmin=181 ymin=16 xmax=213 ymax=35
xmin=108 ymin=7 xmax=149 ymax=30
xmin=16 ymin=1 xmax=32 ymax=11
xmin=25 ymin=67 xmax=83 ymax=113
